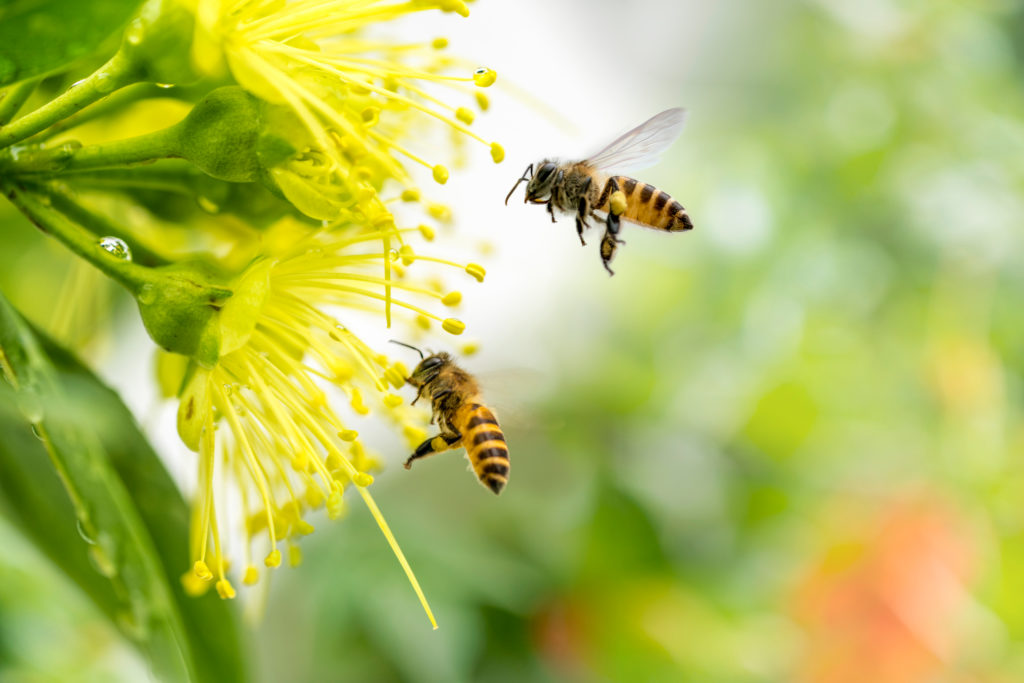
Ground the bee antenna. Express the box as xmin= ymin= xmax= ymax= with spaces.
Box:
xmin=504 ymin=163 xmax=534 ymax=205
xmin=388 ymin=339 xmax=424 ymax=359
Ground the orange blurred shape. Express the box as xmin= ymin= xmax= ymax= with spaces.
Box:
xmin=791 ymin=498 xmax=975 ymax=683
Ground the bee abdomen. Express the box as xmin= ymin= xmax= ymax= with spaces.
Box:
xmin=460 ymin=403 xmax=509 ymax=494
xmin=603 ymin=176 xmax=693 ymax=232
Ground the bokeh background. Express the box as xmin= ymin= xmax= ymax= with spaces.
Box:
xmin=4 ymin=0 xmax=1024 ymax=680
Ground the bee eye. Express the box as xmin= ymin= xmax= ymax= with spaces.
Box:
xmin=418 ymin=356 xmax=443 ymax=372
xmin=536 ymin=163 xmax=556 ymax=183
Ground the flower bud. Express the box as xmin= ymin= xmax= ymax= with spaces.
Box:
xmin=179 ymin=87 xmax=265 ymax=182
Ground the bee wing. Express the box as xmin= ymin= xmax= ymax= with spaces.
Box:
xmin=584 ymin=108 xmax=686 ymax=173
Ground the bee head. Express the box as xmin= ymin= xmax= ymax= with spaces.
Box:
xmin=505 ymin=160 xmax=558 ymax=205
xmin=409 ymin=352 xmax=451 ymax=387
xmin=525 ymin=160 xmax=558 ymax=202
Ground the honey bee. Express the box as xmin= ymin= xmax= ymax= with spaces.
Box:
xmin=392 ymin=341 xmax=509 ymax=494
xmin=505 ymin=108 xmax=693 ymax=275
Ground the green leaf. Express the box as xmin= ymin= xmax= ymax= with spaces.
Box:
xmin=0 ymin=0 xmax=146 ymax=86
xmin=0 ymin=290 xmax=246 ymax=682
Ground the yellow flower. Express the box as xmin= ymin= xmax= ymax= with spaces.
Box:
xmin=174 ymin=217 xmax=483 ymax=627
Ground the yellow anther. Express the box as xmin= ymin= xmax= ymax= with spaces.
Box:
xmin=216 ymin=579 xmax=236 ymax=599
xmin=442 ymin=318 xmax=466 ymax=335
xmin=361 ymin=107 xmax=381 ymax=125
xmin=182 ymin=571 xmax=209 ymax=597
xmin=193 ymin=560 xmax=213 ymax=581
xmin=354 ymin=472 xmax=375 ymax=487
xmin=338 ymin=429 xmax=359 ymax=441
xmin=441 ymin=0 xmax=470 ymax=16
xmin=384 ymin=361 xmax=409 ymax=388
xmin=473 ymin=67 xmax=496 ymax=87
xmin=265 ymin=549 xmax=282 ymax=568
xmin=418 ymin=224 xmax=436 ymax=241
xmin=402 ymin=188 xmax=421 ymax=202
xmin=462 ymin=341 xmax=480 ymax=355
xmin=465 ymin=263 xmax=486 ymax=282
xmin=399 ymin=244 xmax=416 ymax=265
xmin=441 ymin=291 xmax=462 ymax=306
xmin=306 ymin=485 xmax=325 ymax=509
xmin=610 ymin=190 xmax=628 ymax=216
xmin=350 ymin=388 xmax=370 ymax=415
xmin=490 ymin=142 xmax=505 ymax=163
xmin=416 ymin=315 xmax=432 ymax=330
xmin=295 ymin=520 xmax=315 ymax=536
xmin=289 ymin=545 xmax=303 ymax=567
xmin=432 ymin=37 xmax=449 ymax=49
xmin=475 ymin=92 xmax=490 ymax=111
xmin=243 ymin=567 xmax=259 ymax=585
xmin=456 ymin=107 xmax=475 ymax=124
xmin=432 ymin=165 xmax=449 ymax=184
xmin=384 ymin=393 xmax=404 ymax=408
xmin=327 ymin=490 xmax=346 ymax=520
xmin=428 ymin=203 xmax=451 ymax=221
xmin=403 ymin=425 xmax=428 ymax=444
xmin=372 ymin=213 xmax=396 ymax=230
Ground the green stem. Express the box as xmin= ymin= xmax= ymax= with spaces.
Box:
xmin=0 ymin=51 xmax=141 ymax=149
xmin=0 ymin=79 xmax=40 ymax=126
xmin=0 ymin=123 xmax=182 ymax=175
xmin=0 ymin=181 xmax=158 ymax=295
xmin=44 ymin=184 xmax=171 ymax=268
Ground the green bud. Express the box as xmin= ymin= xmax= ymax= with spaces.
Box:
xmin=121 ymin=0 xmax=199 ymax=85
xmin=180 ymin=87 xmax=265 ymax=182
xmin=136 ymin=261 xmax=233 ymax=368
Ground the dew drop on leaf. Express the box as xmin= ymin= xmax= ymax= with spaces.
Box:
xmin=97 ymin=236 xmax=131 ymax=261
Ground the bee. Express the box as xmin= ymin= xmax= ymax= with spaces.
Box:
xmin=505 ymin=108 xmax=693 ymax=275
xmin=392 ymin=341 xmax=509 ymax=495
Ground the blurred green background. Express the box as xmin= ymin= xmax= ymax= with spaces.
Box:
xmin=5 ymin=0 xmax=1024 ymax=681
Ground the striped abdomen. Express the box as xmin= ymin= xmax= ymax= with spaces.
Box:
xmin=457 ymin=401 xmax=509 ymax=494
xmin=597 ymin=176 xmax=693 ymax=232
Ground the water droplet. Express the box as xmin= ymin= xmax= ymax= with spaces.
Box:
xmin=29 ymin=424 xmax=43 ymax=440
xmin=388 ymin=249 xmax=400 ymax=262
xmin=94 ymin=72 xmax=116 ymax=94
xmin=137 ymin=284 xmax=156 ymax=305
xmin=0 ymin=55 xmax=17 ymax=86
xmin=76 ymin=519 xmax=96 ymax=544
xmin=97 ymin=236 xmax=131 ymax=261
xmin=155 ymin=83 xmax=175 ymax=89
xmin=124 ymin=19 xmax=144 ymax=46
xmin=71 ymin=78 xmax=88 ymax=88
xmin=58 ymin=140 xmax=82 ymax=153
xmin=472 ymin=67 xmax=496 ymax=87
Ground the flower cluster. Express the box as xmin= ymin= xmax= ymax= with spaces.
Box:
xmin=0 ymin=0 xmax=503 ymax=626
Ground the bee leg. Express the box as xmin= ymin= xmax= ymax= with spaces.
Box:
xmin=575 ymin=192 xmax=591 ymax=246
xmin=546 ymin=200 xmax=557 ymax=223
xmin=600 ymin=212 xmax=624 ymax=276
xmin=405 ymin=432 xmax=462 ymax=469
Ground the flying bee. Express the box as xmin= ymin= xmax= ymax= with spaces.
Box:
xmin=505 ymin=108 xmax=693 ymax=275
xmin=392 ymin=341 xmax=510 ymax=495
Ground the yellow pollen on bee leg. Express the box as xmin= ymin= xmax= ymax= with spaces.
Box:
xmin=610 ymin=190 xmax=628 ymax=216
